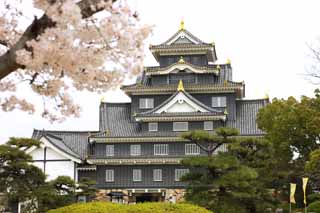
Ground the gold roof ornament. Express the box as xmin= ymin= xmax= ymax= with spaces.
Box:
xmin=226 ymin=58 xmax=231 ymax=65
xmin=216 ymin=65 xmax=221 ymax=71
xmin=224 ymin=109 xmax=228 ymax=115
xmin=264 ymin=93 xmax=269 ymax=99
xmin=179 ymin=20 xmax=185 ymax=30
xmin=224 ymin=80 xmax=228 ymax=87
xmin=177 ymin=79 xmax=185 ymax=91
xmin=100 ymin=96 xmax=105 ymax=102
xmin=178 ymin=56 xmax=185 ymax=63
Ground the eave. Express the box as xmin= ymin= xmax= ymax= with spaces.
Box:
xmin=87 ymin=158 xmax=182 ymax=165
xmin=144 ymin=62 xmax=219 ymax=76
xmin=149 ymin=44 xmax=217 ymax=63
xmin=135 ymin=115 xmax=226 ymax=122
xmin=91 ymin=136 xmax=188 ymax=143
xmin=122 ymin=84 xmax=244 ymax=96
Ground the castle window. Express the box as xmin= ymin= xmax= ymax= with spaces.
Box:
xmin=153 ymin=169 xmax=162 ymax=181
xmin=175 ymin=169 xmax=189 ymax=181
xmin=139 ymin=98 xmax=154 ymax=109
xmin=133 ymin=169 xmax=142 ymax=182
xmin=105 ymin=169 xmax=114 ymax=182
xmin=130 ymin=144 xmax=141 ymax=156
xmin=185 ymin=144 xmax=200 ymax=155
xmin=204 ymin=121 xmax=214 ymax=130
xmin=173 ymin=122 xmax=188 ymax=131
xmin=148 ymin=122 xmax=158 ymax=132
xmin=154 ymin=144 xmax=168 ymax=155
xmin=106 ymin=145 xmax=114 ymax=157
xmin=212 ymin=96 xmax=227 ymax=107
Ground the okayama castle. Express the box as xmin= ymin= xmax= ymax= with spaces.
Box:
xmin=29 ymin=21 xmax=267 ymax=203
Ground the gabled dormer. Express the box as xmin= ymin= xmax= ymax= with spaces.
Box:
xmin=149 ymin=21 xmax=217 ymax=67
xmin=134 ymin=80 xmax=226 ymax=123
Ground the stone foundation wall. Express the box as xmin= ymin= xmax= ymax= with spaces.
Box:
xmin=94 ymin=188 xmax=186 ymax=204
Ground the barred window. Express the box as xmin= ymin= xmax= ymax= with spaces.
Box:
xmin=185 ymin=144 xmax=200 ymax=155
xmin=133 ymin=169 xmax=142 ymax=182
xmin=106 ymin=145 xmax=114 ymax=157
xmin=204 ymin=121 xmax=214 ymax=130
xmin=153 ymin=169 xmax=162 ymax=181
xmin=212 ymin=96 xmax=227 ymax=107
xmin=175 ymin=169 xmax=189 ymax=181
xmin=213 ymin=144 xmax=228 ymax=155
xmin=105 ymin=169 xmax=114 ymax=182
xmin=173 ymin=122 xmax=188 ymax=131
xmin=154 ymin=144 xmax=168 ymax=155
xmin=148 ymin=122 xmax=158 ymax=132
xmin=130 ymin=145 xmax=141 ymax=156
xmin=139 ymin=98 xmax=154 ymax=109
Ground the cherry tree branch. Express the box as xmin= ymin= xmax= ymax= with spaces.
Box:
xmin=0 ymin=0 xmax=114 ymax=80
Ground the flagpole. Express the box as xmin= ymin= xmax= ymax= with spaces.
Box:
xmin=289 ymin=202 xmax=291 ymax=213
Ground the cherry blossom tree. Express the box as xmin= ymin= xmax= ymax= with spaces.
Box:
xmin=0 ymin=0 xmax=151 ymax=121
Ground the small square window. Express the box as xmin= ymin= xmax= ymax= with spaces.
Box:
xmin=139 ymin=98 xmax=154 ymax=109
xmin=154 ymin=144 xmax=168 ymax=155
xmin=106 ymin=145 xmax=114 ymax=157
xmin=204 ymin=121 xmax=213 ymax=130
xmin=153 ymin=169 xmax=162 ymax=181
xmin=105 ymin=169 xmax=114 ymax=182
xmin=175 ymin=169 xmax=189 ymax=181
xmin=185 ymin=144 xmax=200 ymax=155
xmin=130 ymin=145 xmax=141 ymax=156
xmin=173 ymin=122 xmax=188 ymax=131
xmin=212 ymin=97 xmax=227 ymax=107
xmin=133 ymin=169 xmax=142 ymax=182
xmin=148 ymin=123 xmax=158 ymax=132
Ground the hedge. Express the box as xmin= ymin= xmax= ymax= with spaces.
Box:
xmin=308 ymin=201 xmax=320 ymax=213
xmin=47 ymin=202 xmax=213 ymax=213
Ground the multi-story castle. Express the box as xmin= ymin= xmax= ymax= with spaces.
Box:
xmin=30 ymin=21 xmax=267 ymax=203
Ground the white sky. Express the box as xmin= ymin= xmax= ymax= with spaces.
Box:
xmin=1 ymin=0 xmax=320 ymax=143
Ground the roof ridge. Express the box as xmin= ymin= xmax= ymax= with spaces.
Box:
xmin=236 ymin=98 xmax=268 ymax=102
xmin=34 ymin=129 xmax=98 ymax=133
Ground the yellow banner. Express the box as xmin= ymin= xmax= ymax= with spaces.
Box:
xmin=290 ymin=183 xmax=296 ymax=204
xmin=302 ymin=177 xmax=308 ymax=204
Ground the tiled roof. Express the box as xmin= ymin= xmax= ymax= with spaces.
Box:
xmin=227 ymin=99 xmax=267 ymax=136
xmin=121 ymin=81 xmax=243 ymax=95
xmin=154 ymin=29 xmax=209 ymax=46
xmin=44 ymin=134 xmax=81 ymax=159
xmin=97 ymin=99 xmax=266 ymax=139
xmin=32 ymin=129 xmax=97 ymax=159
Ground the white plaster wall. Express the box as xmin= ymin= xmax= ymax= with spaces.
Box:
xmin=33 ymin=161 xmax=44 ymax=172
xmin=29 ymin=147 xmax=44 ymax=160
xmin=45 ymin=161 xmax=75 ymax=181
xmin=45 ymin=147 xmax=67 ymax=160
xmin=167 ymin=101 xmax=196 ymax=112
xmin=28 ymin=146 xmax=76 ymax=181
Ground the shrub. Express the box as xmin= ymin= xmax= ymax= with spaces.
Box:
xmin=308 ymin=201 xmax=320 ymax=213
xmin=47 ymin=202 xmax=212 ymax=213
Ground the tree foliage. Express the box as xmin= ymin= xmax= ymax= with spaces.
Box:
xmin=181 ymin=127 xmax=238 ymax=156
xmin=181 ymin=129 xmax=276 ymax=213
xmin=0 ymin=0 xmax=151 ymax=121
xmin=0 ymin=138 xmax=45 ymax=204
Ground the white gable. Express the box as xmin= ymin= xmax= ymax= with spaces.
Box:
xmin=26 ymin=137 xmax=81 ymax=163
xmin=155 ymin=92 xmax=209 ymax=113
xmin=166 ymin=31 xmax=199 ymax=45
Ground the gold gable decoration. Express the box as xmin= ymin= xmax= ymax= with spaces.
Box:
xmin=177 ymin=79 xmax=185 ymax=92
xmin=226 ymin=58 xmax=231 ymax=65
xmin=178 ymin=56 xmax=185 ymax=63
xmin=179 ymin=20 xmax=185 ymax=30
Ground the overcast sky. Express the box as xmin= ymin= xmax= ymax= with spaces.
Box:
xmin=1 ymin=0 xmax=320 ymax=143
